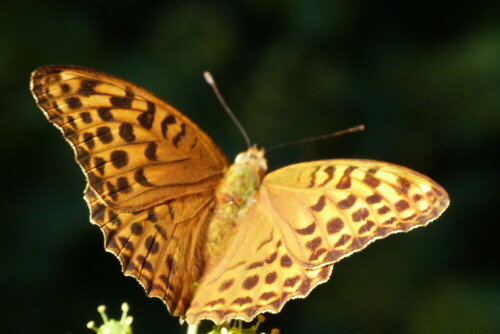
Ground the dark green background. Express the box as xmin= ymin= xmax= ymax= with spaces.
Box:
xmin=1 ymin=1 xmax=499 ymax=333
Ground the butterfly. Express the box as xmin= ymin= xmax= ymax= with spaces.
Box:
xmin=30 ymin=66 xmax=449 ymax=324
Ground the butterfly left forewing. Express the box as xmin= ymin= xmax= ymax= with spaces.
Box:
xmin=260 ymin=160 xmax=449 ymax=268
xmin=31 ymin=66 xmax=228 ymax=211
xmin=31 ymin=66 xmax=230 ymax=321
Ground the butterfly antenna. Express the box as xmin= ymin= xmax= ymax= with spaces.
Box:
xmin=266 ymin=124 xmax=365 ymax=153
xmin=204 ymin=72 xmax=251 ymax=148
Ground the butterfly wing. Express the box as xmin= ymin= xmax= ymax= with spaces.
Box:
xmin=31 ymin=66 xmax=229 ymax=319
xmin=259 ymin=160 xmax=450 ymax=267
xmin=186 ymin=202 xmax=333 ymax=324
xmin=85 ymin=185 xmax=214 ymax=317
xmin=31 ymin=66 xmax=228 ymax=211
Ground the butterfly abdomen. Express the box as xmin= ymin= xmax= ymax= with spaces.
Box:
xmin=206 ymin=147 xmax=267 ymax=259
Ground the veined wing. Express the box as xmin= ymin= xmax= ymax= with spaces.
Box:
xmin=31 ymin=66 xmax=228 ymax=211
xmin=259 ymin=160 xmax=450 ymax=267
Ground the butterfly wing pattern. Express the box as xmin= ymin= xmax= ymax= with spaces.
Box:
xmin=31 ymin=66 xmax=228 ymax=317
xmin=186 ymin=202 xmax=334 ymax=323
xmin=31 ymin=66 xmax=449 ymax=325
xmin=260 ymin=160 xmax=449 ymax=268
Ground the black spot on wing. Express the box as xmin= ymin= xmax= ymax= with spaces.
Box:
xmin=137 ymin=101 xmax=155 ymax=129
xmin=145 ymin=142 xmax=157 ymax=161
xmin=119 ymin=123 xmax=135 ymax=142
xmin=161 ymin=115 xmax=175 ymax=138
xmin=134 ymin=168 xmax=155 ymax=187
xmin=97 ymin=107 xmax=113 ymax=121
xmin=78 ymin=79 xmax=99 ymax=96
xmin=110 ymin=96 xmax=132 ymax=109
xmin=172 ymin=123 xmax=186 ymax=147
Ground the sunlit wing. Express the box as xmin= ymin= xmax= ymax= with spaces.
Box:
xmin=259 ymin=160 xmax=449 ymax=267
xmin=186 ymin=202 xmax=333 ymax=324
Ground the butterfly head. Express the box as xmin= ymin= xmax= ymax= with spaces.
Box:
xmin=235 ymin=146 xmax=267 ymax=169
xmin=233 ymin=145 xmax=268 ymax=180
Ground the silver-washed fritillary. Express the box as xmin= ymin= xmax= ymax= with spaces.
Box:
xmin=30 ymin=66 xmax=449 ymax=324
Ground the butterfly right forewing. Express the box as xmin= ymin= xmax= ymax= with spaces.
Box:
xmin=259 ymin=159 xmax=450 ymax=268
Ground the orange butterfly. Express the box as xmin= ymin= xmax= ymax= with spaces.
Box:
xmin=31 ymin=66 xmax=449 ymax=324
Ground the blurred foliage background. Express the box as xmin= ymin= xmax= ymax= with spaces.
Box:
xmin=1 ymin=1 xmax=499 ymax=333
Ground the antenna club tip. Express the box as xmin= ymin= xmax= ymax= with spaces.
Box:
xmin=203 ymin=71 xmax=214 ymax=84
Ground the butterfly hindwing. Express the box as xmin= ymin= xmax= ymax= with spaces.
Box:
xmin=186 ymin=203 xmax=333 ymax=324
xmin=85 ymin=185 xmax=214 ymax=317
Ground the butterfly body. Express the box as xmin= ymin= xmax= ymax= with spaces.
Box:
xmin=31 ymin=66 xmax=449 ymax=325
xmin=208 ymin=147 xmax=266 ymax=258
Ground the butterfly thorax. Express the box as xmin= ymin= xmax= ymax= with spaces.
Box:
xmin=206 ymin=146 xmax=267 ymax=259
